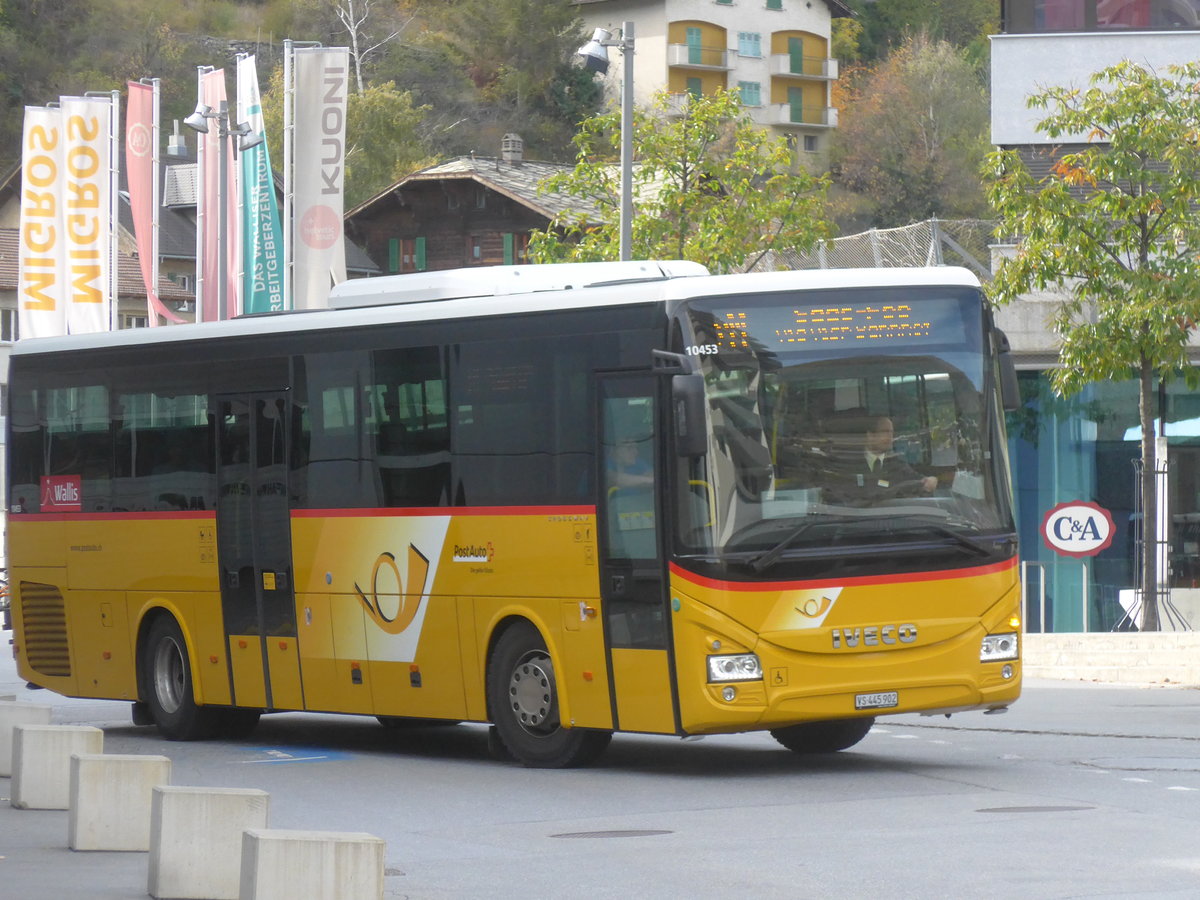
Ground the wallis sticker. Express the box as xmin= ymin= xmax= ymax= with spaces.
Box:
xmin=41 ymin=475 xmax=82 ymax=512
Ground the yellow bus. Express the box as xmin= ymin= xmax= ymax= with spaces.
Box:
xmin=6 ymin=261 xmax=1022 ymax=767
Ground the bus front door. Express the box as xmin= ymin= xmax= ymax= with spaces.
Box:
xmin=215 ymin=393 xmax=303 ymax=711
xmin=597 ymin=376 xmax=679 ymax=734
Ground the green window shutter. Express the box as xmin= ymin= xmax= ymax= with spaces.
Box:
xmin=503 ymin=232 xmax=515 ymax=265
xmin=686 ymin=27 xmax=702 ymax=65
xmin=767 ymin=0 xmax=782 ymax=9
xmin=788 ymin=86 xmax=804 ymax=123
xmin=687 ymin=77 xmax=703 ymax=98
xmin=788 ymin=37 xmax=804 ymax=75
xmin=415 ymin=237 xmax=427 ymax=271
xmin=388 ymin=238 xmax=399 ymax=273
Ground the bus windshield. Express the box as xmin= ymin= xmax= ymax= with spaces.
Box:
xmin=677 ymin=286 xmax=1015 ymax=573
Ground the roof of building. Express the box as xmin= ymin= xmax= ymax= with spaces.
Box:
xmin=348 ymin=155 xmax=603 ymax=223
xmin=0 ymin=227 xmax=194 ymax=302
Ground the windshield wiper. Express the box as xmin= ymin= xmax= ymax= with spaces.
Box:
xmin=748 ymin=518 xmax=828 ymax=574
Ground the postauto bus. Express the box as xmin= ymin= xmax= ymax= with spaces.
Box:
xmin=6 ymin=261 xmax=1021 ymax=767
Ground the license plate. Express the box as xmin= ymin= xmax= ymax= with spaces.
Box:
xmin=855 ymin=690 xmax=898 ymax=710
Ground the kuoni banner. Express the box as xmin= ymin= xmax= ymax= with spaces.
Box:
xmin=237 ymin=55 xmax=285 ymax=314
xmin=18 ymin=106 xmax=66 ymax=339
xmin=60 ymin=96 xmax=112 ymax=334
xmin=293 ymin=46 xmax=349 ymax=310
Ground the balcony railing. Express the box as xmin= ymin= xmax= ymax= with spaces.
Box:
xmin=667 ymin=43 xmax=732 ymax=70
xmin=767 ymin=103 xmax=838 ymax=128
xmin=769 ymin=54 xmax=838 ymax=80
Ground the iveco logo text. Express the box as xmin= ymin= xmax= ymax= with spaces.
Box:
xmin=831 ymin=624 xmax=917 ymax=649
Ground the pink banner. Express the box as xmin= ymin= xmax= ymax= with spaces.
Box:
xmin=126 ymin=82 xmax=183 ymax=326
xmin=199 ymin=69 xmax=237 ymax=321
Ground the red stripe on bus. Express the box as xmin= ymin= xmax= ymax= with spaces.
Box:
xmin=12 ymin=510 xmax=215 ymax=522
xmin=669 ymin=557 xmax=1018 ymax=592
xmin=291 ymin=506 xmax=597 ymax=518
xmin=15 ymin=506 xmax=597 ymax=522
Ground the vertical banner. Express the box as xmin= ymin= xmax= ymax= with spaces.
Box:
xmin=127 ymin=81 xmax=185 ymax=326
xmin=199 ymin=69 xmax=238 ymax=321
xmin=18 ymin=106 xmax=66 ymax=339
xmin=237 ymin=55 xmax=285 ymax=313
xmin=293 ymin=47 xmax=349 ymax=310
xmin=60 ymin=95 xmax=111 ymax=334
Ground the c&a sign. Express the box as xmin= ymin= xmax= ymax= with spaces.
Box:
xmin=1041 ymin=501 xmax=1116 ymax=558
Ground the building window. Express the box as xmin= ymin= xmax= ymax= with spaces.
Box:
xmin=737 ymin=81 xmax=762 ymax=106
xmin=467 ymin=235 xmax=484 ymax=265
xmin=1 ymin=308 xmax=19 ymax=342
xmin=121 ymin=314 xmax=149 ymax=330
xmin=766 ymin=0 xmax=783 ymax=9
xmin=394 ymin=237 xmax=426 ymax=273
xmin=503 ymin=232 xmax=530 ymax=265
xmin=803 ymin=134 xmax=818 ymax=153
xmin=717 ymin=0 xmax=733 ymax=4
xmin=171 ymin=273 xmax=191 ymax=292
xmin=687 ymin=77 xmax=703 ymax=98
xmin=475 ymin=190 xmax=487 ymax=210
xmin=737 ymin=32 xmax=762 ymax=58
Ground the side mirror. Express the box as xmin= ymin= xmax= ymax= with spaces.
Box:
xmin=995 ymin=328 xmax=1021 ymax=412
xmin=672 ymin=374 xmax=707 ymax=457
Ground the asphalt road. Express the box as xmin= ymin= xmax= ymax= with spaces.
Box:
xmin=2 ymin=632 xmax=1199 ymax=899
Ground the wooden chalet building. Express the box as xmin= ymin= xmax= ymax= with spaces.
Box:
xmin=344 ymin=136 xmax=601 ymax=274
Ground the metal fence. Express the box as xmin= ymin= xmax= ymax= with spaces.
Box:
xmin=742 ymin=218 xmax=996 ymax=278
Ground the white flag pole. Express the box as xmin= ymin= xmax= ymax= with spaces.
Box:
xmin=283 ymin=39 xmax=292 ymax=311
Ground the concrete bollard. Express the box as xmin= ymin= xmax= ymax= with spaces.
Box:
xmin=10 ymin=724 xmax=104 ymax=810
xmin=68 ymin=753 xmax=172 ymax=851
xmin=239 ymin=829 xmax=385 ymax=900
xmin=0 ymin=699 xmax=54 ymax=776
xmin=148 ymin=786 xmax=270 ymax=900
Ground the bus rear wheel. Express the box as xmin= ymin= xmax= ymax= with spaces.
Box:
xmin=487 ymin=622 xmax=611 ymax=768
xmin=141 ymin=616 xmax=216 ymax=741
xmin=770 ymin=717 xmax=875 ymax=754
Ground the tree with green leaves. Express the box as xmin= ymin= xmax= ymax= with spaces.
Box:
xmin=984 ymin=60 xmax=1200 ymax=632
xmin=528 ymin=89 xmax=831 ymax=273
xmin=839 ymin=0 xmax=998 ymax=65
xmin=831 ymin=33 xmax=990 ymax=231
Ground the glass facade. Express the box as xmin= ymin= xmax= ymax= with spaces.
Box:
xmin=1008 ymin=371 xmax=1200 ymax=631
xmin=1003 ymin=0 xmax=1200 ymax=32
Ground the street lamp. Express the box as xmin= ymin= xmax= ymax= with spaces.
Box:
xmin=578 ymin=21 xmax=635 ymax=261
xmin=184 ymin=100 xmax=263 ymax=321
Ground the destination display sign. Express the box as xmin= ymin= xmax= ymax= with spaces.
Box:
xmin=698 ymin=295 xmax=971 ymax=352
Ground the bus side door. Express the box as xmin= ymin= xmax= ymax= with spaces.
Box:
xmin=596 ymin=375 xmax=679 ymax=734
xmin=215 ymin=393 xmax=303 ymax=711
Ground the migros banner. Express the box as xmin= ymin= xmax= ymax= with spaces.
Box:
xmin=18 ymin=98 xmax=113 ymax=339
xmin=18 ymin=106 xmax=66 ymax=339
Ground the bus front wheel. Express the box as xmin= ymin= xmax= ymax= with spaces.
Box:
xmin=141 ymin=616 xmax=214 ymax=741
xmin=486 ymin=622 xmax=611 ymax=768
xmin=770 ymin=717 xmax=875 ymax=754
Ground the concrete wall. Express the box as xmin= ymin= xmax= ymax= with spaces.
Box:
xmin=1024 ymin=632 xmax=1200 ymax=686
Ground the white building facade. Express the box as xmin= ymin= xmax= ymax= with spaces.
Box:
xmin=574 ymin=0 xmax=850 ymax=164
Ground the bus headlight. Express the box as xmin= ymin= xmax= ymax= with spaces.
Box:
xmin=980 ymin=632 xmax=1019 ymax=662
xmin=707 ymin=653 xmax=763 ymax=683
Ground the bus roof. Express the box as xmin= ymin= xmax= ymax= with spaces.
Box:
xmin=328 ymin=260 xmax=710 ymax=307
xmin=10 ymin=264 xmax=982 ymax=358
